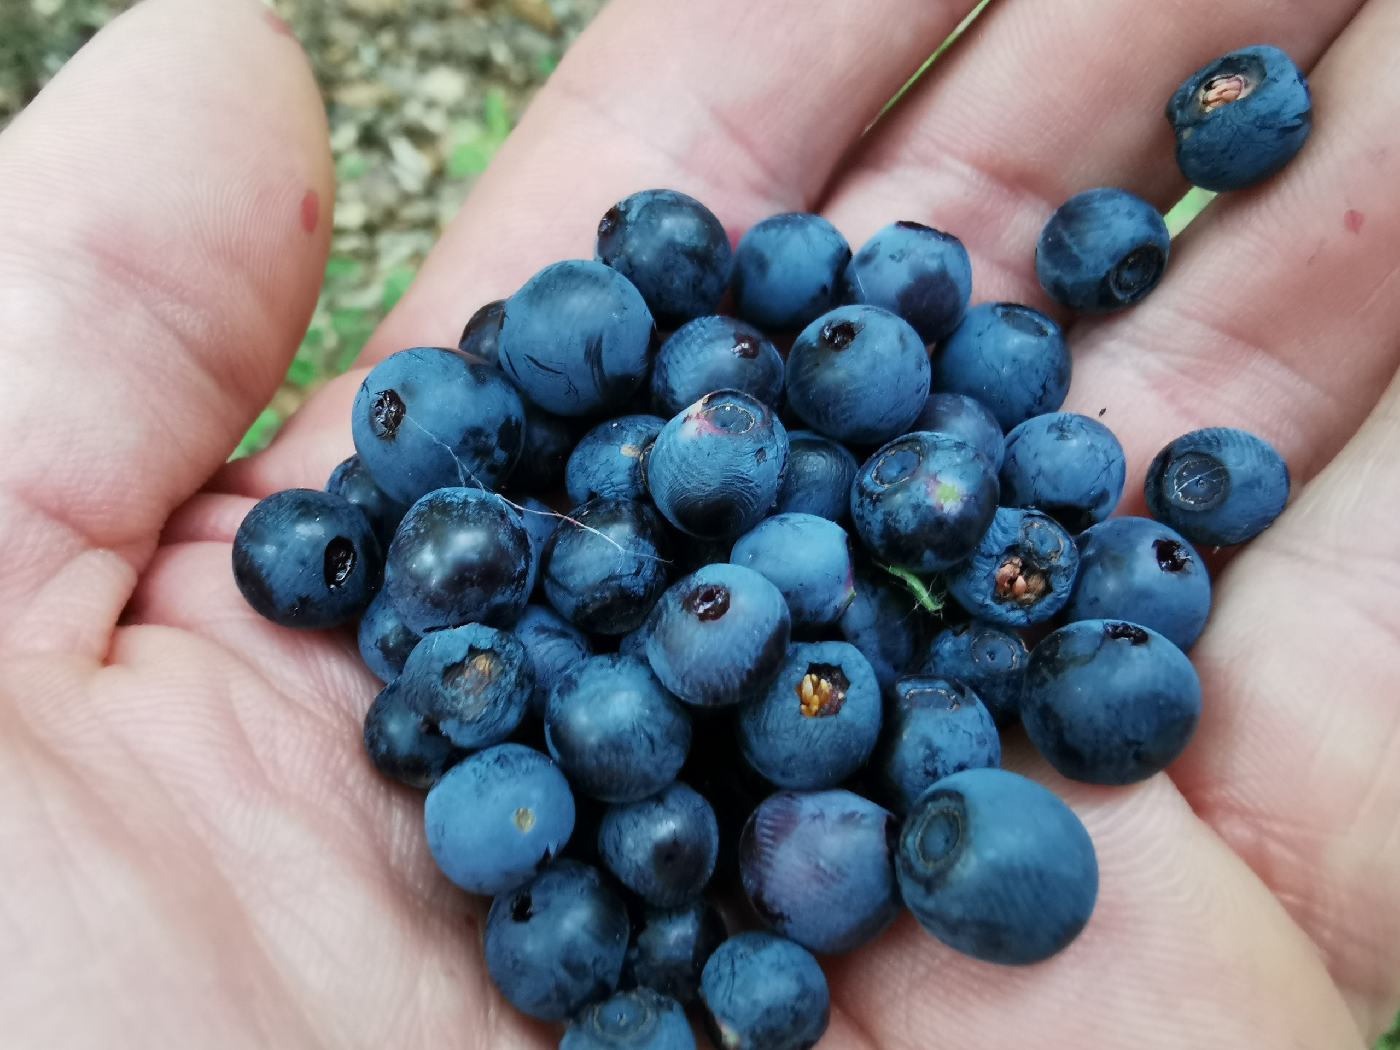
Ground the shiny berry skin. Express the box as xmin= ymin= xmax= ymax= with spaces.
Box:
xmin=326 ymin=453 xmax=405 ymax=547
xmin=1144 ymin=426 xmax=1290 ymax=546
xmin=545 ymin=655 xmax=692 ymax=803
xmin=485 ymin=860 xmax=630 ymax=1022
xmin=1022 ymin=619 xmax=1203 ymax=785
xmin=351 ymin=346 xmax=525 ymax=505
xmin=850 ymin=432 xmax=1000 ymax=573
xmin=910 ymin=392 xmax=1006 ymax=470
xmin=645 ymin=391 xmax=789 ymax=541
xmin=645 ymin=564 xmax=792 ymax=708
xmin=944 ymin=506 xmax=1079 ymax=627
xmin=498 ymin=259 xmax=655 ymax=416
xmin=622 ymin=901 xmax=727 ymax=1005
xmin=1066 ymin=517 xmax=1212 ymax=651
xmin=920 ymin=620 xmax=1028 ymax=725
xmin=785 ymin=304 xmax=930 ymax=445
xmin=512 ymin=603 xmax=593 ymax=718
xmin=729 ymin=513 xmax=856 ymax=631
xmin=383 ymin=487 xmax=532 ymax=633
xmin=595 ymin=188 xmax=732 ymax=328
xmin=732 ymin=212 xmax=850 ymax=332
xmin=598 ymin=783 xmax=719 ymax=907
xmin=567 ymin=415 xmax=665 ymax=505
xmin=560 ymin=988 xmax=696 ymax=1050
xmin=700 ymin=933 xmax=829 ymax=1050
xmin=770 ymin=430 xmax=859 ymax=523
xmin=542 ymin=498 xmax=671 ymax=635
xmin=362 ymin=682 xmax=464 ymax=789
xmin=424 ymin=743 xmax=575 ymax=895
xmin=877 ymin=676 xmax=1001 ymax=814
xmin=356 ymin=591 xmax=421 ymax=683
xmin=932 ymin=302 xmax=1071 ymax=431
xmin=738 ymin=641 xmax=882 ymax=790
xmin=232 ymin=488 xmax=380 ymax=629
xmin=842 ymin=220 xmax=972 ymax=342
xmin=896 ymin=768 xmax=1098 ymax=965
xmin=650 ymin=316 xmax=784 ymax=418
xmin=458 ymin=298 xmax=505 ymax=364
xmin=999 ymin=412 xmax=1127 ymax=533
xmin=838 ymin=563 xmax=929 ymax=693
xmin=739 ymin=789 xmax=899 ymax=954
xmin=1167 ymin=45 xmax=1312 ymax=192
xmin=1035 ymin=188 xmax=1170 ymax=313
xmin=397 ymin=623 xmax=533 ymax=750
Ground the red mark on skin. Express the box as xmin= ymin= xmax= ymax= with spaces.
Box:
xmin=1344 ymin=209 xmax=1365 ymax=234
xmin=300 ymin=189 xmax=319 ymax=234
xmin=263 ymin=9 xmax=296 ymax=38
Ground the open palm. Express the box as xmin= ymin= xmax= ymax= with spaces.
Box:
xmin=3 ymin=0 xmax=1398 ymax=1046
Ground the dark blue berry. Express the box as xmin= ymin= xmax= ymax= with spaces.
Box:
xmin=732 ymin=212 xmax=850 ymax=332
xmin=326 ymin=454 xmax=405 ymax=547
xmin=598 ymin=783 xmax=719 ymax=907
xmin=1000 ymin=412 xmax=1127 ymax=532
xmin=842 ymin=220 xmax=972 ymax=342
xmin=560 ymin=988 xmax=695 ymax=1050
xmin=700 ymin=933 xmax=829 ymax=1050
xmin=622 ymin=901 xmax=727 ymax=1005
xmin=932 ymin=303 xmax=1070 ymax=430
xmin=567 ymin=415 xmax=665 ymax=505
xmin=910 ymin=392 xmax=1006 ymax=470
xmin=397 ymin=623 xmax=532 ymax=749
xmin=730 ymin=513 xmax=855 ymax=630
xmin=362 ymin=682 xmax=464 ymax=789
xmin=1036 ymin=188 xmax=1170 ymax=313
xmin=838 ymin=564 xmax=929 ymax=693
xmin=513 ymin=604 xmax=594 ymax=719
xmin=512 ymin=404 xmax=575 ymax=493
xmin=458 ymin=298 xmax=505 ymax=364
xmin=770 ymin=430 xmax=859 ymax=522
xmin=921 ymin=620 xmax=1027 ymax=725
xmin=357 ymin=591 xmax=421 ymax=683
xmin=944 ymin=507 xmax=1078 ymax=627
xmin=877 ymin=676 xmax=1000 ymax=814
xmin=1144 ymin=426 xmax=1289 ymax=546
xmin=515 ymin=495 xmax=558 ymax=596
xmin=542 ymin=498 xmax=671 ymax=635
xmin=232 ymin=488 xmax=380 ymax=629
xmin=650 ymin=316 xmax=783 ymax=418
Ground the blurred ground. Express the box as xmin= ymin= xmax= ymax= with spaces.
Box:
xmin=0 ymin=0 xmax=606 ymax=452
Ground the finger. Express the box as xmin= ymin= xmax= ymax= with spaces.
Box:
xmin=1172 ymin=364 xmax=1400 ymax=1037
xmin=1064 ymin=0 xmax=1400 ymax=495
xmin=220 ymin=0 xmax=985 ymax=497
xmin=829 ymin=766 xmax=1366 ymax=1049
xmin=822 ymin=0 xmax=1359 ymax=306
xmin=0 ymin=0 xmax=331 ymax=654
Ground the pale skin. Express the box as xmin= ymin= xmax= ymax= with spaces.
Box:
xmin=1 ymin=0 xmax=1398 ymax=1045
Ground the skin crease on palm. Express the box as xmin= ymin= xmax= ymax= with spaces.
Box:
xmin=1 ymin=0 xmax=1399 ymax=1045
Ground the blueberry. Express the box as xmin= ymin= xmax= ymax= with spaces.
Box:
xmin=650 ymin=316 xmax=784 ymax=418
xmin=932 ymin=303 xmax=1071 ymax=430
xmin=645 ymin=563 xmax=791 ymax=708
xmin=567 ymin=415 xmax=666 ymax=505
xmin=732 ymin=212 xmax=851 ymax=332
xmin=945 ymin=507 xmax=1079 ymax=627
xmin=1035 ymin=188 xmax=1170 ymax=313
xmin=1067 ymin=517 xmax=1212 ymax=650
xmin=618 ymin=616 xmax=654 ymax=661
xmin=730 ymin=514 xmax=855 ymax=631
xmin=645 ymin=391 xmax=789 ymax=541
xmin=598 ymin=783 xmax=719 ymax=907
xmin=542 ymin=498 xmax=671 ymax=635
xmin=560 ymin=988 xmax=696 ymax=1050
xmin=785 ymin=304 xmax=931 ymax=445
xmin=425 ymin=743 xmax=575 ymax=894
xmin=512 ymin=404 xmax=576 ymax=494
xmin=842 ymin=220 xmax=972 ymax=342
xmin=920 ymin=620 xmax=1028 ymax=725
xmin=458 ymin=298 xmax=505 ymax=364
xmin=739 ymin=789 xmax=898 ymax=954
xmin=739 ymin=641 xmax=882 ymax=789
xmin=699 ymin=932 xmax=829 ymax=1050
xmin=896 ymin=768 xmax=1098 ymax=965
xmin=838 ymin=563 xmax=929 ymax=693
xmin=397 ymin=623 xmax=533 ymax=749
xmin=770 ymin=430 xmax=859 ymax=523
xmin=1144 ymin=426 xmax=1289 ymax=546
xmin=545 ymin=655 xmax=691 ymax=803
xmin=1000 ymin=412 xmax=1127 ymax=532
xmin=1168 ymin=45 xmax=1312 ymax=192
xmin=850 ymin=432 xmax=1000 ymax=573
xmin=498 ymin=260 xmax=655 ymax=416
xmin=622 ymin=901 xmax=727 ymax=1005
xmin=877 ymin=676 xmax=1000 ymax=814
xmin=910 ymin=392 xmax=1006 ymax=471
xmin=512 ymin=604 xmax=594 ymax=719
xmin=232 ymin=488 xmax=380 ymax=629
xmin=326 ymin=454 xmax=406 ymax=548
xmin=485 ymin=860 xmax=630 ymax=1022
xmin=516 ymin=495 xmax=559 ymax=596
xmin=1023 ymin=619 xmax=1203 ymax=785
xmin=362 ymin=682 xmax=464 ymax=789
xmin=595 ymin=189 xmax=732 ymax=327
xmin=357 ymin=590 xmax=421 ymax=683
xmin=384 ymin=487 xmax=532 ymax=633
xmin=351 ymin=347 xmax=525 ymax=505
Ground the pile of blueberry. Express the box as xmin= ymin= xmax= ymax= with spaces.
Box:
xmin=232 ymin=45 xmax=1310 ymax=1050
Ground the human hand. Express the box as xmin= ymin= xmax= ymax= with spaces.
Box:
xmin=2 ymin=0 xmax=1398 ymax=1046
